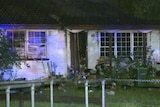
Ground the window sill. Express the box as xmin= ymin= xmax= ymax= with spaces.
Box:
xmin=18 ymin=58 xmax=49 ymax=61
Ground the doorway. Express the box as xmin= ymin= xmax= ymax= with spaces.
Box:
xmin=70 ymin=31 xmax=87 ymax=72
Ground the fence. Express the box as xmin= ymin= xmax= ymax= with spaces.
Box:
xmin=0 ymin=78 xmax=160 ymax=107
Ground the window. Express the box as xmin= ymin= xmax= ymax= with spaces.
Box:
xmin=100 ymin=32 xmax=147 ymax=59
xmin=28 ymin=31 xmax=46 ymax=59
xmin=117 ymin=33 xmax=130 ymax=57
xmin=133 ymin=33 xmax=147 ymax=59
xmin=7 ymin=31 xmax=25 ymax=58
xmin=100 ymin=32 xmax=114 ymax=56
xmin=6 ymin=30 xmax=47 ymax=59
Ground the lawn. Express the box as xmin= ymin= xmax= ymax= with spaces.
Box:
xmin=0 ymin=101 xmax=99 ymax=107
xmin=0 ymin=81 xmax=160 ymax=107
xmin=107 ymin=88 xmax=160 ymax=106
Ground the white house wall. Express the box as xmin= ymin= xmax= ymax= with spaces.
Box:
xmin=2 ymin=29 xmax=68 ymax=80
xmin=14 ymin=61 xmax=50 ymax=80
xmin=2 ymin=28 xmax=160 ymax=80
xmin=66 ymin=30 xmax=71 ymax=70
xmin=87 ymin=31 xmax=100 ymax=70
xmin=150 ymin=30 xmax=160 ymax=70
xmin=47 ymin=30 xmax=67 ymax=76
xmin=150 ymin=30 xmax=160 ymax=62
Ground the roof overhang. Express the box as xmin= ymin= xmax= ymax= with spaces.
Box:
xmin=0 ymin=24 xmax=61 ymax=30
xmin=1 ymin=24 xmax=160 ymax=31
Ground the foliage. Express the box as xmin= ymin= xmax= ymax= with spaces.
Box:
xmin=133 ymin=0 xmax=160 ymax=21
xmin=95 ymin=54 xmax=156 ymax=80
xmin=95 ymin=57 xmax=136 ymax=79
xmin=109 ymin=0 xmax=160 ymax=21
xmin=0 ymin=30 xmax=20 ymax=79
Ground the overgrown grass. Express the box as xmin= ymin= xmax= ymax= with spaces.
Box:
xmin=1 ymin=100 xmax=159 ymax=107
xmin=107 ymin=88 xmax=160 ymax=107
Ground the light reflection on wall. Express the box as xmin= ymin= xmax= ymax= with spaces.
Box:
xmin=0 ymin=24 xmax=27 ymax=30
xmin=0 ymin=25 xmax=67 ymax=80
xmin=152 ymin=49 xmax=159 ymax=62
xmin=47 ymin=31 xmax=66 ymax=75
xmin=87 ymin=31 xmax=100 ymax=69
xmin=1 ymin=61 xmax=50 ymax=80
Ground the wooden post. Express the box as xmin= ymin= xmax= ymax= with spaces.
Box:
xmin=143 ymin=33 xmax=147 ymax=66
xmin=109 ymin=33 xmax=112 ymax=72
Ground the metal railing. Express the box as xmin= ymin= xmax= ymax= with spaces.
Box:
xmin=0 ymin=78 xmax=160 ymax=107
xmin=0 ymin=79 xmax=53 ymax=107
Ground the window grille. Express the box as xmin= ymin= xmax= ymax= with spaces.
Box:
xmin=7 ymin=31 xmax=25 ymax=58
xmin=28 ymin=31 xmax=47 ymax=59
xmin=100 ymin=32 xmax=147 ymax=59
xmin=6 ymin=31 xmax=47 ymax=59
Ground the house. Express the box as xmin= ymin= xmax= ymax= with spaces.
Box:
xmin=1 ymin=0 xmax=160 ymax=80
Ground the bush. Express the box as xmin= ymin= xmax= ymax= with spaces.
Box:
xmin=0 ymin=30 xmax=20 ymax=80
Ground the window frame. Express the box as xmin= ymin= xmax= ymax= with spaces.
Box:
xmin=6 ymin=30 xmax=26 ymax=58
xmin=6 ymin=30 xmax=48 ymax=60
xmin=99 ymin=31 xmax=147 ymax=59
xmin=27 ymin=30 xmax=47 ymax=59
